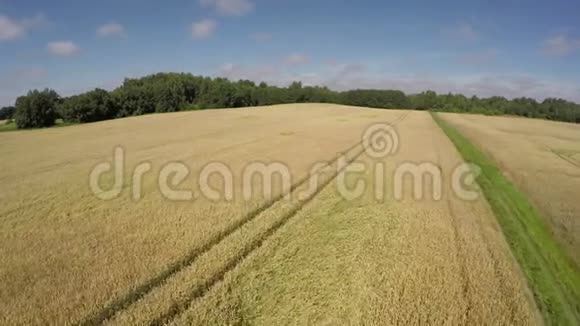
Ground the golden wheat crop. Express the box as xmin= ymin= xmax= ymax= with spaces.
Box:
xmin=440 ymin=113 xmax=580 ymax=265
xmin=0 ymin=104 xmax=399 ymax=324
xmin=168 ymin=110 xmax=540 ymax=325
xmin=0 ymin=105 xmax=540 ymax=324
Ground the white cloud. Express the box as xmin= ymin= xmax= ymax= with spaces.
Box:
xmin=251 ymin=32 xmax=272 ymax=41
xmin=285 ymin=53 xmax=309 ymax=65
xmin=443 ymin=23 xmax=479 ymax=42
xmin=0 ymin=13 xmax=46 ymax=41
xmin=200 ymin=0 xmax=254 ymax=16
xmin=47 ymin=41 xmax=80 ymax=57
xmin=541 ymin=35 xmax=580 ymax=56
xmin=191 ymin=19 xmax=216 ymax=39
xmin=0 ymin=16 xmax=23 ymax=40
xmin=97 ymin=22 xmax=127 ymax=38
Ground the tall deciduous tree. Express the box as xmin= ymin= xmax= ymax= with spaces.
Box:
xmin=14 ymin=89 xmax=60 ymax=129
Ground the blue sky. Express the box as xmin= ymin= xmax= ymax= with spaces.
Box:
xmin=1 ymin=0 xmax=580 ymax=106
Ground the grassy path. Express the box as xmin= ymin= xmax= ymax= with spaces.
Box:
xmin=432 ymin=112 xmax=580 ymax=325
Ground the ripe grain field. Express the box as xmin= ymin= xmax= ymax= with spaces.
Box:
xmin=434 ymin=113 xmax=580 ymax=324
xmin=166 ymin=110 xmax=539 ymax=325
xmin=439 ymin=113 xmax=580 ymax=265
xmin=0 ymin=104 xmax=540 ymax=325
xmin=0 ymin=104 xmax=402 ymax=324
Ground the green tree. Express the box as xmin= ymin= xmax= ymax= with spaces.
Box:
xmin=58 ymin=89 xmax=118 ymax=123
xmin=9 ymin=72 xmax=580 ymax=127
xmin=14 ymin=89 xmax=60 ymax=129
xmin=411 ymin=91 xmax=438 ymax=110
xmin=0 ymin=106 xmax=15 ymax=120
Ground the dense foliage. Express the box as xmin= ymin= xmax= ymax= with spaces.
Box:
xmin=57 ymin=88 xmax=118 ymax=123
xmin=11 ymin=72 xmax=580 ymax=129
xmin=341 ymin=89 xmax=410 ymax=109
xmin=14 ymin=89 xmax=60 ymax=129
xmin=0 ymin=106 xmax=15 ymax=120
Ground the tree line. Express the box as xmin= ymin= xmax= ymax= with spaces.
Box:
xmin=2 ymin=72 xmax=579 ymax=129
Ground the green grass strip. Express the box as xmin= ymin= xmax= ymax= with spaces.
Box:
xmin=0 ymin=119 xmax=76 ymax=133
xmin=0 ymin=121 xmax=17 ymax=132
xmin=431 ymin=112 xmax=580 ymax=325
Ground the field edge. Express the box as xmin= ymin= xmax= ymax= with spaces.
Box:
xmin=431 ymin=112 xmax=580 ymax=325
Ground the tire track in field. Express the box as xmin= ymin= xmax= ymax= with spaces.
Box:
xmin=76 ymin=147 xmax=355 ymax=326
xmin=149 ymin=147 xmax=367 ymax=325
xmin=79 ymin=112 xmax=409 ymax=326
xmin=77 ymin=112 xmax=409 ymax=326
xmin=146 ymin=112 xmax=410 ymax=326
xmin=551 ymin=149 xmax=580 ymax=169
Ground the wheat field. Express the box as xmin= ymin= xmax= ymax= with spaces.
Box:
xmin=440 ymin=113 xmax=580 ymax=265
xmin=166 ymin=110 xmax=540 ymax=325
xmin=0 ymin=104 xmax=539 ymax=324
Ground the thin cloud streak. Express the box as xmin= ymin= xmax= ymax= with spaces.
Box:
xmin=96 ymin=22 xmax=127 ymax=38
xmin=47 ymin=41 xmax=80 ymax=57
xmin=191 ymin=19 xmax=217 ymax=39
